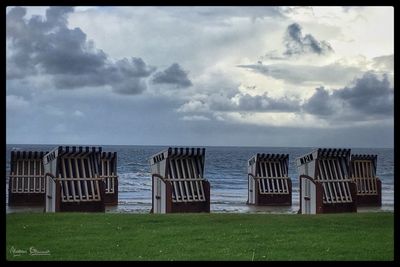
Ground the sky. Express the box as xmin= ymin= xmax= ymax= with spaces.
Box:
xmin=6 ymin=6 xmax=394 ymax=148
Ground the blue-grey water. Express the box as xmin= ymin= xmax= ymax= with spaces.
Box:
xmin=5 ymin=145 xmax=394 ymax=214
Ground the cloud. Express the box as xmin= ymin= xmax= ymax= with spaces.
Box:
xmin=6 ymin=6 xmax=155 ymax=95
xmin=177 ymin=91 xmax=300 ymax=114
xmin=237 ymin=62 xmax=362 ymax=85
xmin=333 ymin=72 xmax=393 ymax=116
xmin=177 ymin=72 xmax=392 ymax=127
xmin=284 ymin=23 xmax=333 ymax=56
xmin=181 ymin=115 xmax=210 ymax=121
xmin=302 ymin=87 xmax=338 ymax=116
xmin=177 ymin=100 xmax=209 ymax=113
xmin=242 ymin=94 xmax=300 ymax=112
xmin=73 ymin=110 xmax=84 ymax=117
xmin=152 ymin=63 xmax=192 ymax=88
xmin=372 ymin=54 xmax=394 ymax=72
xmin=303 ymin=72 xmax=394 ymax=119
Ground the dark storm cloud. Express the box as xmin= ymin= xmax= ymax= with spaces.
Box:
xmin=302 ymin=87 xmax=336 ymax=116
xmin=6 ymin=6 xmax=155 ymax=95
xmin=180 ymin=72 xmax=392 ymax=124
xmin=284 ymin=23 xmax=333 ymax=56
xmin=303 ymin=72 xmax=394 ymax=118
xmin=230 ymin=93 xmax=300 ymax=112
xmin=333 ymin=72 xmax=393 ymax=115
xmin=152 ymin=63 xmax=193 ymax=88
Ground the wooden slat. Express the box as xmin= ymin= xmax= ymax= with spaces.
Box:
xmin=33 ymin=160 xmax=37 ymax=192
xmin=332 ymin=160 xmax=344 ymax=202
xmin=61 ymin=158 xmax=69 ymax=201
xmin=273 ymin=162 xmax=280 ymax=193
xmin=327 ymin=160 xmax=339 ymax=203
xmin=181 ymin=159 xmax=191 ymax=201
xmin=319 ymin=160 xmax=331 ymax=203
xmin=366 ymin=162 xmax=371 ymax=193
xmin=81 ymin=157 xmax=89 ymax=200
xmin=74 ymin=158 xmax=83 ymax=201
xmin=27 ymin=160 xmax=30 ymax=192
xmin=191 ymin=158 xmax=201 ymax=200
xmin=67 ymin=158 xmax=77 ymax=201
xmin=39 ymin=160 xmax=44 ymax=192
xmin=278 ymin=162 xmax=285 ymax=192
xmin=174 ymin=159 xmax=184 ymax=202
xmin=342 ymin=158 xmax=352 ymax=202
xmin=177 ymin=159 xmax=187 ymax=201
xmin=357 ymin=161 xmax=363 ymax=193
xmin=339 ymin=158 xmax=349 ymax=201
xmin=196 ymin=158 xmax=205 ymax=201
xmin=186 ymin=159 xmax=196 ymax=200
xmin=326 ymin=160 xmax=337 ymax=203
xmin=268 ymin=162 xmax=275 ymax=193
xmin=87 ymin=157 xmax=95 ymax=200
xmin=284 ymin=178 xmax=289 ymax=194
xmin=21 ymin=160 xmax=25 ymax=193
xmin=168 ymin=160 xmax=178 ymax=202
xmin=336 ymin=159 xmax=349 ymax=201
xmin=11 ymin=172 xmax=16 ymax=192
xmin=265 ymin=177 xmax=271 ymax=193
xmin=17 ymin=161 xmax=21 ymax=192
xmin=171 ymin=159 xmax=179 ymax=202
xmin=95 ymin=175 xmax=101 ymax=200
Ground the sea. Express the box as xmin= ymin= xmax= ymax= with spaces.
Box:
xmin=5 ymin=144 xmax=394 ymax=214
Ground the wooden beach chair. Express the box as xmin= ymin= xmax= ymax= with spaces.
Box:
xmin=296 ymin=148 xmax=357 ymax=214
xmin=150 ymin=147 xmax=210 ymax=213
xmin=247 ymin=153 xmax=292 ymax=206
xmin=100 ymin=152 xmax=118 ymax=205
xmin=44 ymin=146 xmax=105 ymax=212
xmin=350 ymin=154 xmax=381 ymax=206
xmin=8 ymin=151 xmax=48 ymax=206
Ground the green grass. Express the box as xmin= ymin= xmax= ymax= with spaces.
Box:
xmin=6 ymin=212 xmax=393 ymax=261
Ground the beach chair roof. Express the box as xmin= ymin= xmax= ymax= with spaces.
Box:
xmin=100 ymin=151 xmax=117 ymax=159
xmin=150 ymin=147 xmax=205 ymax=165
xmin=10 ymin=151 xmax=48 ymax=161
xmin=43 ymin=146 xmax=102 ymax=164
xmin=248 ymin=153 xmax=288 ymax=166
xmin=351 ymin=154 xmax=377 ymax=161
xmin=296 ymin=148 xmax=351 ymax=166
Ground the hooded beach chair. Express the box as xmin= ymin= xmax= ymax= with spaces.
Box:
xmin=44 ymin=146 xmax=105 ymax=212
xmin=149 ymin=147 xmax=210 ymax=213
xmin=8 ymin=151 xmax=48 ymax=206
xmin=247 ymin=153 xmax=292 ymax=206
xmin=350 ymin=154 xmax=381 ymax=206
xmin=296 ymin=148 xmax=357 ymax=214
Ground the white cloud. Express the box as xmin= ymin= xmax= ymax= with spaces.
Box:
xmin=73 ymin=110 xmax=84 ymax=117
xmin=181 ymin=115 xmax=210 ymax=121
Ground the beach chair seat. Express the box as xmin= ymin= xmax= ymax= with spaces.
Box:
xmin=150 ymin=147 xmax=210 ymax=213
xmin=247 ymin=153 xmax=292 ymax=206
xmin=44 ymin=146 xmax=106 ymax=212
xmin=350 ymin=154 xmax=381 ymax=206
xmin=8 ymin=151 xmax=48 ymax=206
xmin=296 ymin=148 xmax=357 ymax=214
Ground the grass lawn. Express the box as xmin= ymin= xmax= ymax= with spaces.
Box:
xmin=6 ymin=212 xmax=393 ymax=261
